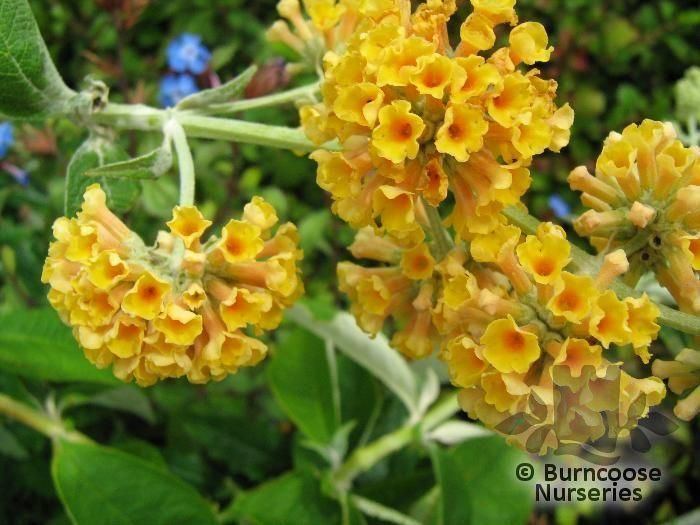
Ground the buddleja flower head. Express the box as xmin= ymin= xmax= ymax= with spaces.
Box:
xmin=42 ymin=185 xmax=303 ymax=386
xmin=339 ymin=220 xmax=665 ymax=453
xmin=302 ymin=0 xmax=573 ymax=240
xmin=569 ymin=120 xmax=700 ymax=315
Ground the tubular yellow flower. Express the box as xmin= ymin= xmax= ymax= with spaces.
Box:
xmin=217 ymin=220 xmax=264 ymax=263
xmin=588 ymin=290 xmax=631 ymax=348
xmin=219 ymin=288 xmax=274 ymax=332
xmin=410 ymin=53 xmax=454 ymax=99
xmin=372 ymin=101 xmax=426 ymax=163
xmin=87 ymin=250 xmax=129 ymax=291
xmin=372 ymin=185 xmax=420 ymax=235
xmin=481 ymin=315 xmax=541 ymax=374
xmin=435 ymin=104 xmax=489 ymax=162
xmin=487 ymin=73 xmax=533 ymax=128
xmin=624 ymin=294 xmax=660 ymax=349
xmin=441 ymin=336 xmax=486 ymax=388
xmin=516 ymin=223 xmax=570 ymax=284
xmin=154 ymin=303 xmax=204 ymax=346
xmin=167 ymin=206 xmax=212 ymax=248
xmin=547 ymin=272 xmax=598 ymax=323
xmin=377 ymin=36 xmax=436 ymax=87
xmin=121 ymin=272 xmax=171 ymax=320
xmin=552 ymin=338 xmax=602 ymax=383
xmin=509 ymin=22 xmax=552 ymax=65
xmin=334 ymin=83 xmax=385 ymax=127
xmin=400 ymin=242 xmax=435 ymax=280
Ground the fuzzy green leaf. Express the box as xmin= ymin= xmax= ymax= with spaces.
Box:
xmin=0 ymin=309 xmax=117 ymax=384
xmin=84 ymin=140 xmax=173 ymax=180
xmin=52 ymin=439 xmax=218 ymax=525
xmin=176 ymin=66 xmax=256 ymax=109
xmin=0 ymin=0 xmax=74 ymax=119
xmin=64 ymin=136 xmax=141 ymax=216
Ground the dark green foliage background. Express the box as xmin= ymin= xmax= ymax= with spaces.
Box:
xmin=0 ymin=1 xmax=699 ymax=524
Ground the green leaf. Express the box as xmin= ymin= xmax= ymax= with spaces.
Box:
xmin=141 ymin=176 xmax=179 ymax=218
xmin=0 ymin=308 xmax=117 ymax=384
xmin=0 ymin=424 xmax=28 ymax=459
xmin=84 ymin=140 xmax=173 ymax=181
xmin=267 ymin=328 xmax=339 ymax=443
xmin=299 ymin=210 xmax=332 ymax=255
xmin=64 ymin=136 xmax=141 ymax=217
xmin=287 ymin=306 xmax=418 ymax=414
xmin=176 ymin=66 xmax=256 ymax=109
xmin=52 ymin=440 xmax=218 ymax=525
xmin=0 ymin=0 xmax=75 ymax=119
xmin=430 ymin=437 xmax=532 ymax=525
xmin=228 ymin=471 xmax=340 ymax=525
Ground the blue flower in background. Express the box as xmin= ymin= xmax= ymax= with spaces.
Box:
xmin=159 ymin=74 xmax=199 ymax=107
xmin=548 ymin=194 xmax=571 ymax=219
xmin=167 ymin=33 xmax=211 ymax=75
xmin=0 ymin=122 xmax=14 ymax=159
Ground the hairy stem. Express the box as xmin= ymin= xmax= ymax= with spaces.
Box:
xmin=166 ymin=119 xmax=195 ymax=206
xmin=0 ymin=394 xmax=87 ymax=443
xmin=92 ymin=103 xmax=338 ymax=152
xmin=503 ymin=205 xmax=700 ymax=336
xmin=196 ymin=82 xmax=320 ymax=116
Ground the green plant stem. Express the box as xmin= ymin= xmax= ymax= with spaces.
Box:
xmin=166 ymin=119 xmax=195 ymax=206
xmin=0 ymin=394 xmax=86 ymax=443
xmin=92 ymin=103 xmax=338 ymax=152
xmin=350 ymin=494 xmax=422 ymax=525
xmin=503 ymin=205 xmax=700 ymax=336
xmin=196 ymin=82 xmax=320 ymax=115
xmin=423 ymin=198 xmax=452 ymax=261
xmin=332 ymin=391 xmax=459 ymax=490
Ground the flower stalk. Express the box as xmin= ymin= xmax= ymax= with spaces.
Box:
xmin=332 ymin=391 xmax=459 ymax=490
xmin=90 ymin=90 xmax=338 ymax=153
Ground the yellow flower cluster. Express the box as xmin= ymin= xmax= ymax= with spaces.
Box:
xmin=340 ymin=220 xmax=665 ymax=451
xmin=653 ymin=348 xmax=700 ymax=421
xmin=42 ymin=184 xmax=303 ymax=386
xmin=570 ymin=119 xmax=700 ymax=314
xmin=302 ymin=0 xmax=573 ymax=241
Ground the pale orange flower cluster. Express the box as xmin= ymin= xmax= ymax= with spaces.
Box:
xmin=300 ymin=0 xmax=573 ymax=241
xmin=42 ymin=185 xmax=303 ymax=386
xmin=571 ymin=120 xmax=700 ymax=315
xmin=340 ymin=220 xmax=666 ymax=452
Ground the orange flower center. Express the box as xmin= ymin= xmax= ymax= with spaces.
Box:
xmin=448 ymin=123 xmax=464 ymax=139
xmin=556 ymin=290 xmax=580 ymax=310
xmin=411 ymin=255 xmax=429 ymax=272
xmin=504 ymin=329 xmax=525 ymax=351
xmin=534 ymin=258 xmax=555 ymax=276
xmin=393 ymin=120 xmax=414 ymax=140
xmin=226 ymin=237 xmax=244 ymax=256
xmin=423 ymin=69 xmax=444 ymax=88
xmin=141 ymin=285 xmax=159 ymax=301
